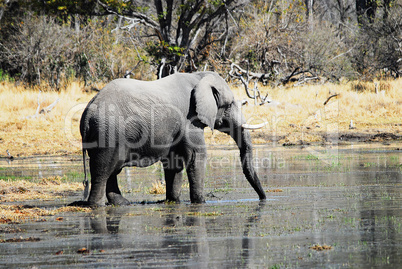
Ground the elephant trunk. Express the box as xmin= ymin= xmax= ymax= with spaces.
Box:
xmin=230 ymin=126 xmax=266 ymax=200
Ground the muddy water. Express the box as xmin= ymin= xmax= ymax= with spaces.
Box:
xmin=0 ymin=143 xmax=401 ymax=268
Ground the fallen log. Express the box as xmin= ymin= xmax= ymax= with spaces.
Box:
xmin=26 ymin=91 xmax=61 ymax=118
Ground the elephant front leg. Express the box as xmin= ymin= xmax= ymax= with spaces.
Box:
xmin=164 ymin=169 xmax=183 ymax=203
xmin=106 ymin=174 xmax=131 ymax=206
xmin=164 ymin=155 xmax=184 ymax=203
xmin=186 ymin=151 xmax=207 ymax=203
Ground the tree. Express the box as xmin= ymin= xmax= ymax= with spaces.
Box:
xmin=0 ymin=0 xmax=401 ymax=85
xmin=351 ymin=0 xmax=402 ymax=78
xmin=0 ymin=13 xmax=76 ymax=87
xmin=0 ymin=0 xmax=151 ymax=85
xmin=95 ymin=0 xmax=249 ymax=78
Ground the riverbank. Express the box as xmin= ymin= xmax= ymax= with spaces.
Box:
xmin=0 ymin=79 xmax=401 ymax=158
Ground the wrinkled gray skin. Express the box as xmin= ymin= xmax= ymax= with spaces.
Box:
xmin=71 ymin=72 xmax=266 ymax=207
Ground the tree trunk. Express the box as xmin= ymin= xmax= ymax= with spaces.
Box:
xmin=305 ymin=0 xmax=314 ymax=30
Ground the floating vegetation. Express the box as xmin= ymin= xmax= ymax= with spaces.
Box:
xmin=309 ymin=244 xmax=333 ymax=251
xmin=186 ymin=211 xmax=223 ymax=217
xmin=0 ymin=237 xmax=40 ymax=243
xmin=77 ymin=247 xmax=90 ymax=254
xmin=267 ymin=189 xmax=283 ymax=193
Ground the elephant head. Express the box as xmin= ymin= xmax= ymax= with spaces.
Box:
xmin=193 ymin=73 xmax=266 ymax=200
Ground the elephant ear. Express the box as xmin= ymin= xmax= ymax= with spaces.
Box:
xmin=194 ymin=75 xmax=219 ymax=130
xmin=194 ymin=73 xmax=234 ymax=130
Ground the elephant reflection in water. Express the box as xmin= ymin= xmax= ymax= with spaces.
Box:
xmin=86 ymin=205 xmax=209 ymax=265
xmin=83 ymin=202 xmax=266 ymax=267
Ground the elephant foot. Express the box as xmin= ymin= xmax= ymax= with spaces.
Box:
xmin=68 ymin=200 xmax=103 ymax=208
xmin=165 ymin=195 xmax=181 ymax=204
xmin=107 ymin=193 xmax=131 ymax=206
xmin=158 ymin=199 xmax=180 ymax=204
xmin=191 ymin=199 xmax=206 ymax=204
xmin=190 ymin=195 xmax=206 ymax=204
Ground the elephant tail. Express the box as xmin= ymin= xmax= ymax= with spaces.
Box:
xmin=82 ymin=148 xmax=90 ymax=201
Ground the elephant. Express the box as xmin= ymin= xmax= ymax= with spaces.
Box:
xmin=71 ymin=71 xmax=266 ymax=207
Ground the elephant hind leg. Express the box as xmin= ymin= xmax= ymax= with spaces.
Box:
xmin=106 ymin=174 xmax=130 ymax=206
xmin=87 ymin=176 xmax=107 ymax=207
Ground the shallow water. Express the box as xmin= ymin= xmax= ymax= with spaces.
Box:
xmin=0 ymin=143 xmax=401 ymax=268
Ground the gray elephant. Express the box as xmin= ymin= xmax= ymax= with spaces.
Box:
xmin=72 ymin=71 xmax=266 ymax=207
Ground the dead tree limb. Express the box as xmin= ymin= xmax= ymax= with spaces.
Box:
xmin=229 ymin=63 xmax=272 ymax=83
xmin=323 ymin=94 xmax=339 ymax=105
xmin=279 ymin=67 xmax=301 ymax=84
xmin=229 ymin=62 xmax=319 ymax=105
xmin=278 ymin=66 xmax=320 ymax=86
xmin=26 ymin=91 xmax=60 ymax=118
xmin=40 ymin=98 xmax=60 ymax=114
xmin=34 ymin=90 xmax=42 ymax=116
xmin=293 ymin=76 xmax=319 ymax=87
xmin=229 ymin=63 xmax=271 ymax=105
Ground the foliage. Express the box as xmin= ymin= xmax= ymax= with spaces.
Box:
xmin=0 ymin=69 xmax=13 ymax=82
xmin=351 ymin=1 xmax=402 ymax=79
xmin=0 ymin=7 xmax=151 ymax=87
xmin=94 ymin=0 xmax=247 ymax=77
xmin=230 ymin=0 xmax=309 ymax=81
xmin=0 ymin=14 xmax=75 ymax=87
xmin=228 ymin=0 xmax=401 ymax=83
xmin=0 ymin=0 xmax=401 ymax=86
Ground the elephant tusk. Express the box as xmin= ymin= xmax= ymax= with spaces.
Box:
xmin=242 ymin=121 xmax=269 ymax=130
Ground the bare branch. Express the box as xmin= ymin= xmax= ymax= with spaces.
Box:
xmin=323 ymin=94 xmax=339 ymax=106
xmin=293 ymin=76 xmax=320 ymax=87
xmin=229 ymin=63 xmax=272 ymax=82
xmin=97 ymin=0 xmax=162 ymax=39
xmin=229 ymin=63 xmax=271 ymax=105
xmin=40 ymin=98 xmax=60 ymax=114
xmin=35 ymin=91 xmax=41 ymax=116
xmin=26 ymin=91 xmax=60 ymax=118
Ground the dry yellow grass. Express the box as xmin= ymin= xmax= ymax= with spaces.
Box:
xmin=206 ymin=79 xmax=402 ymax=145
xmin=0 ymin=205 xmax=91 ymax=223
xmin=0 ymin=78 xmax=400 ymax=158
xmin=0 ymin=176 xmax=83 ymax=202
xmin=0 ymin=81 xmax=96 ymax=157
xmin=0 ymin=176 xmax=89 ymax=223
xmin=0 ymin=205 xmax=91 ymax=224
xmin=309 ymin=244 xmax=333 ymax=251
xmin=149 ymin=181 xmax=166 ymax=195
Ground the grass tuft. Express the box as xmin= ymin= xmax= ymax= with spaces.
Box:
xmin=149 ymin=181 xmax=166 ymax=195
xmin=309 ymin=244 xmax=333 ymax=251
